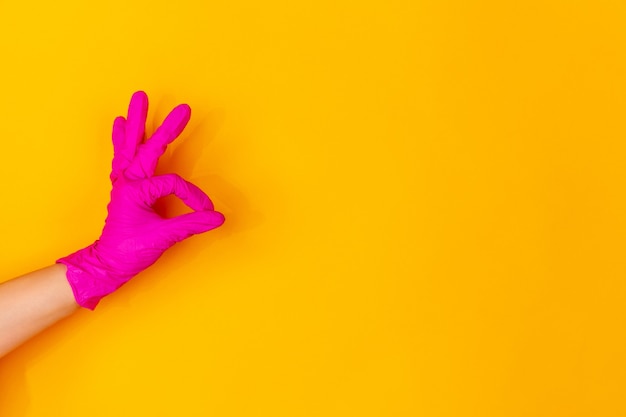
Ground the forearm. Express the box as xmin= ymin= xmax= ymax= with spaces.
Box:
xmin=0 ymin=264 xmax=79 ymax=358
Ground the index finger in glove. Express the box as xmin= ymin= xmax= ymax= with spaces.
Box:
xmin=141 ymin=173 xmax=214 ymax=212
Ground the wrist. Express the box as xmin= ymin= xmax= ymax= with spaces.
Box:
xmin=57 ymin=244 xmax=128 ymax=310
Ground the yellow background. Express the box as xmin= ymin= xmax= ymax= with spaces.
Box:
xmin=1 ymin=0 xmax=626 ymax=415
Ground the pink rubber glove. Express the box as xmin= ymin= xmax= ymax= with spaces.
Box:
xmin=57 ymin=91 xmax=225 ymax=310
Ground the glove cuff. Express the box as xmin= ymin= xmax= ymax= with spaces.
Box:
xmin=57 ymin=244 xmax=127 ymax=310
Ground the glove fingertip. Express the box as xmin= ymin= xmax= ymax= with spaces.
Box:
xmin=129 ymin=91 xmax=149 ymax=118
xmin=207 ymin=210 xmax=225 ymax=227
xmin=193 ymin=210 xmax=225 ymax=231
xmin=167 ymin=210 xmax=225 ymax=241
xmin=179 ymin=103 xmax=191 ymax=116
xmin=131 ymin=90 xmax=148 ymax=103
xmin=170 ymin=103 xmax=192 ymax=131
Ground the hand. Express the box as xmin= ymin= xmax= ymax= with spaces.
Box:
xmin=57 ymin=91 xmax=225 ymax=310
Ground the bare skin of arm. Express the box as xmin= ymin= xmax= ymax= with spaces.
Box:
xmin=0 ymin=264 xmax=79 ymax=358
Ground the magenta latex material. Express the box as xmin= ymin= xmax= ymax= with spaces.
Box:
xmin=57 ymin=91 xmax=225 ymax=310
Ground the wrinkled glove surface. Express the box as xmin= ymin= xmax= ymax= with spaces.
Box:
xmin=58 ymin=91 xmax=225 ymax=309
